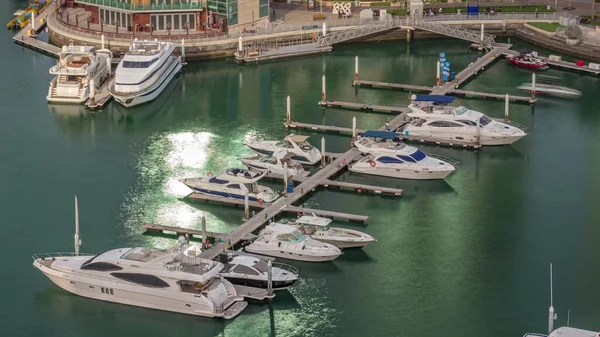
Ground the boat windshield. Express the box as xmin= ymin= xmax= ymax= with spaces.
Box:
xmin=259 ymin=157 xmax=277 ymax=164
xmin=275 ymin=141 xmax=294 ymax=148
xmin=120 ymin=247 xmax=166 ymax=262
xmin=278 ymin=232 xmax=306 ymax=243
xmin=455 ymin=106 xmax=468 ymax=115
xmin=244 ymin=182 xmax=258 ymax=193
xmin=479 ymin=115 xmax=492 ymax=126
xmin=410 ymin=118 xmax=427 ymax=126
xmin=297 ymin=142 xmax=314 ymax=152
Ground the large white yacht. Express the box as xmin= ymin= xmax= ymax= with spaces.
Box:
xmin=290 ymin=214 xmax=375 ymax=249
xmin=245 ymin=223 xmax=342 ymax=262
xmin=351 ymin=130 xmax=457 ymax=180
xmin=240 ymin=151 xmax=310 ymax=178
xmin=401 ymin=95 xmax=527 ymax=146
xmin=245 ymin=134 xmax=322 ymax=165
xmin=179 ymin=168 xmax=280 ymax=203
xmin=109 ymin=39 xmax=181 ymax=108
xmin=32 ymin=197 xmax=247 ymax=319
xmin=47 ymin=44 xmax=112 ymax=104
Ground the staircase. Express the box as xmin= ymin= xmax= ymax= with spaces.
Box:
xmin=315 ymin=18 xmax=406 ymax=47
xmin=414 ymin=20 xmax=496 ymax=45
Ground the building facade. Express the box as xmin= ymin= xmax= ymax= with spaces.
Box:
xmin=71 ymin=0 xmax=269 ymax=33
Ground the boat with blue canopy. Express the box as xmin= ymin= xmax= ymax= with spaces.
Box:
xmin=412 ymin=95 xmax=457 ymax=104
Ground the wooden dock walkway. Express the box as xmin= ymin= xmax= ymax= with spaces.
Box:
xmin=143 ymin=223 xmax=257 ymax=241
xmin=13 ymin=1 xmax=61 ymax=57
xmin=232 ymin=284 xmax=275 ymax=301
xmin=235 ymin=44 xmax=332 ymax=64
xmin=503 ymin=50 xmax=600 ymax=76
xmin=318 ymin=100 xmax=410 ymax=114
xmin=86 ymin=81 xmax=113 ymax=110
xmin=285 ymin=120 xmax=367 ymax=135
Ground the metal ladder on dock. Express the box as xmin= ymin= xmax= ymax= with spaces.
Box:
xmin=413 ymin=19 xmax=496 ymax=45
xmin=315 ymin=18 xmax=405 ymax=47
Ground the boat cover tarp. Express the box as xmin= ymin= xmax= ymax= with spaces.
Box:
xmin=413 ymin=95 xmax=456 ymax=104
xmin=361 ymin=131 xmax=399 ymax=139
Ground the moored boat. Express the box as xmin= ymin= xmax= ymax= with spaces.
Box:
xmin=517 ymin=83 xmax=582 ymax=99
xmin=290 ymin=214 xmax=375 ymax=249
xmin=240 ymin=151 xmax=310 ymax=178
xmin=245 ymin=134 xmax=322 ymax=165
xmin=505 ymin=51 xmax=549 ymax=70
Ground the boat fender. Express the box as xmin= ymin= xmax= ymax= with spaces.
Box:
xmin=369 ymin=160 xmax=376 ymax=167
xmin=258 ymin=198 xmax=264 ymax=205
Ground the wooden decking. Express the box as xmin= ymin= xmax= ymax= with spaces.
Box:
xmin=86 ymin=80 xmax=113 ymax=110
xmin=13 ymin=1 xmax=61 ymax=57
xmin=318 ymin=100 xmax=410 ymax=114
xmin=143 ymin=223 xmax=257 ymax=241
xmin=235 ymin=44 xmax=332 ymax=65
xmin=285 ymin=120 xmax=367 ymax=135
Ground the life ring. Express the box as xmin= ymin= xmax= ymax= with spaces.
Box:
xmin=258 ymin=198 xmax=264 ymax=205
xmin=369 ymin=160 xmax=376 ymax=167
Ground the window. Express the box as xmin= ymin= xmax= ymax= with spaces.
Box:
xmin=377 ymin=156 xmax=403 ymax=164
xmin=398 ymin=155 xmax=416 ymax=163
xmin=409 ymin=149 xmax=427 ymax=162
xmin=110 ymin=289 xmax=114 ymax=295
xmin=458 ymin=120 xmax=477 ymax=126
xmin=428 ymin=121 xmax=462 ymax=127
xmin=226 ymin=184 xmax=241 ymax=189
xmin=232 ymin=264 xmax=259 ymax=275
xmin=81 ymin=262 xmax=123 ymax=271
xmin=259 ymin=0 xmax=269 ymax=18
xmin=101 ymin=287 xmax=105 ymax=293
xmin=174 ymin=14 xmax=180 ymax=30
xmin=150 ymin=15 xmax=157 ymax=30
xmin=479 ymin=115 xmax=492 ymax=126
xmin=110 ymin=273 xmax=170 ymax=288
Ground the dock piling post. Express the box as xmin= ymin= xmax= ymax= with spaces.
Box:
xmin=106 ymin=56 xmax=111 ymax=79
xmin=321 ymin=75 xmax=326 ymax=104
xmin=352 ymin=116 xmax=357 ymax=142
xmin=283 ymin=162 xmax=288 ymax=195
xmin=476 ymin=115 xmax=481 ymax=146
xmin=286 ymin=95 xmax=291 ymax=125
xmin=101 ymin=34 xmax=105 ymax=50
xmin=531 ymin=73 xmax=536 ymax=101
xmin=201 ymin=216 xmax=207 ymax=248
xmin=238 ymin=36 xmax=243 ymax=53
xmin=322 ymin=22 xmax=327 ymax=37
xmin=74 ymin=196 xmax=81 ymax=256
xmin=267 ymin=260 xmax=273 ymax=296
xmin=354 ymin=56 xmax=359 ymax=85
xmin=480 ymin=23 xmax=484 ymax=44
xmin=89 ymin=79 xmax=96 ymax=106
xmin=181 ymin=39 xmax=185 ymax=63
xmin=436 ymin=60 xmax=441 ymax=86
xmin=504 ymin=93 xmax=509 ymax=122
xmin=31 ymin=12 xmax=35 ymax=32
xmin=244 ymin=189 xmax=250 ymax=221
xmin=321 ymin=137 xmax=326 ymax=168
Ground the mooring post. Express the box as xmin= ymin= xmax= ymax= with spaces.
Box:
xmin=502 ymin=20 xmax=507 ymax=33
xmin=283 ymin=162 xmax=288 ymax=196
xmin=181 ymin=39 xmax=185 ymax=63
xmin=354 ymin=56 xmax=359 ymax=85
xmin=504 ymin=93 xmax=509 ymax=122
xmin=436 ymin=60 xmax=441 ymax=86
xmin=238 ymin=36 xmax=243 ymax=53
xmin=531 ymin=73 xmax=536 ymax=101
xmin=321 ymin=75 xmax=326 ymax=104
xmin=244 ymin=189 xmax=250 ymax=221
xmin=480 ymin=23 xmax=484 ymax=45
xmin=267 ymin=260 xmax=273 ymax=296
xmin=322 ymin=22 xmax=327 ymax=37
xmin=89 ymin=79 xmax=96 ymax=106
xmin=105 ymin=56 xmax=111 ymax=79
xmin=286 ymin=95 xmax=291 ymax=125
xmin=201 ymin=215 xmax=207 ymax=248
xmin=101 ymin=34 xmax=105 ymax=50
xmin=352 ymin=116 xmax=357 ymax=142
xmin=320 ymin=137 xmax=325 ymax=168
xmin=476 ymin=115 xmax=481 ymax=146
xmin=31 ymin=12 xmax=35 ymax=32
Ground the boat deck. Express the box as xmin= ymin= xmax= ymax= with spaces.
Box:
xmin=232 ymin=285 xmax=275 ymax=301
xmin=86 ymin=80 xmax=113 ymax=110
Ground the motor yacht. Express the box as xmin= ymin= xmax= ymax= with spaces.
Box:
xmin=32 ymin=197 xmax=247 ymax=319
xmin=289 ymin=214 xmax=375 ymax=249
xmin=517 ymin=83 xmax=582 ymax=99
xmin=505 ymin=51 xmax=549 ymax=70
xmin=351 ymin=130 xmax=457 ymax=180
xmin=244 ymin=223 xmax=342 ymax=262
xmin=179 ymin=168 xmax=279 ymax=203
xmin=401 ymin=95 xmax=527 ymax=146
xmin=47 ymin=45 xmax=112 ymax=104
xmin=209 ymin=251 xmax=299 ymax=290
xmin=109 ymin=39 xmax=181 ymax=108
xmin=240 ymin=151 xmax=310 ymax=178
xmin=245 ymin=134 xmax=322 ymax=165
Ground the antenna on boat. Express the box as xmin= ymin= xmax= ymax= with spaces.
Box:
xmin=74 ymin=196 xmax=81 ymax=256
xmin=566 ymin=309 xmax=571 ymax=327
xmin=548 ymin=263 xmax=557 ymax=334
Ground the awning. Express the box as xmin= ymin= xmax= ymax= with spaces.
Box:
xmin=413 ymin=95 xmax=456 ymax=104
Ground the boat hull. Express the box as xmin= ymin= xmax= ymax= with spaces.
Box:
xmin=244 ymin=246 xmax=340 ymax=262
xmin=241 ymin=160 xmax=310 ymax=178
xmin=506 ymin=56 xmax=549 ymax=69
xmin=311 ymin=237 xmax=373 ymax=248
xmin=350 ymin=163 xmax=453 ymax=180
xmin=111 ymin=57 xmax=181 ymax=108
xmin=34 ymin=260 xmax=246 ymax=319
xmin=246 ymin=145 xmax=319 ymax=165
xmin=223 ymin=276 xmax=297 ymax=290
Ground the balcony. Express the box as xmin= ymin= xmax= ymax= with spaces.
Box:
xmin=75 ymin=0 xmax=206 ymax=11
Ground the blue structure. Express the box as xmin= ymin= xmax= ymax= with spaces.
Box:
xmin=413 ymin=95 xmax=456 ymax=104
xmin=442 ymin=61 xmax=451 ymax=82
xmin=467 ymin=4 xmax=479 ymax=16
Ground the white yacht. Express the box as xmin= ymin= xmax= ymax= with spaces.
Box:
xmin=240 ymin=151 xmax=310 ymax=178
xmin=523 ymin=264 xmax=598 ymax=337
xmin=290 ymin=214 xmax=375 ymax=249
xmin=210 ymin=251 xmax=299 ymax=290
xmin=32 ymin=197 xmax=247 ymax=319
xmin=517 ymin=83 xmax=582 ymax=99
xmin=401 ymin=95 xmax=527 ymax=146
xmin=351 ymin=130 xmax=457 ymax=180
xmin=244 ymin=223 xmax=342 ymax=262
xmin=179 ymin=168 xmax=279 ymax=203
xmin=47 ymin=44 xmax=112 ymax=104
xmin=109 ymin=39 xmax=182 ymax=108
xmin=245 ymin=134 xmax=322 ymax=165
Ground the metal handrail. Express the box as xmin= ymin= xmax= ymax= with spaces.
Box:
xmin=32 ymin=252 xmax=94 ymax=260
xmin=271 ymin=262 xmax=299 ymax=276
xmin=428 ymin=153 xmax=460 ymax=167
xmin=75 ymin=0 xmax=205 ymax=11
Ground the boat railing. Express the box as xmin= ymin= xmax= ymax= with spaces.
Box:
xmin=271 ymin=262 xmax=299 ymax=278
xmin=31 ymin=252 xmax=93 ymax=260
xmin=493 ymin=118 xmax=529 ymax=133
xmin=428 ymin=154 xmax=460 ymax=167
xmin=277 ymin=241 xmax=340 ymax=255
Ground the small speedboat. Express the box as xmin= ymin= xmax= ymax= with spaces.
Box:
xmin=245 ymin=134 xmax=322 ymax=165
xmin=179 ymin=168 xmax=279 ymax=203
xmin=505 ymin=52 xmax=549 ymax=70
xmin=244 ymin=223 xmax=342 ymax=262
xmin=184 ymin=247 xmax=299 ymax=290
xmin=290 ymin=214 xmax=375 ymax=249
xmin=517 ymin=83 xmax=582 ymax=99
xmin=240 ymin=151 xmax=310 ymax=178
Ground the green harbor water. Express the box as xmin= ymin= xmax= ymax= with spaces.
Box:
xmin=2 ymin=1 xmax=600 ymax=336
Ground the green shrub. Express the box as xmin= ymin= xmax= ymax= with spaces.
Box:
xmin=527 ymin=22 xmax=560 ymax=32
